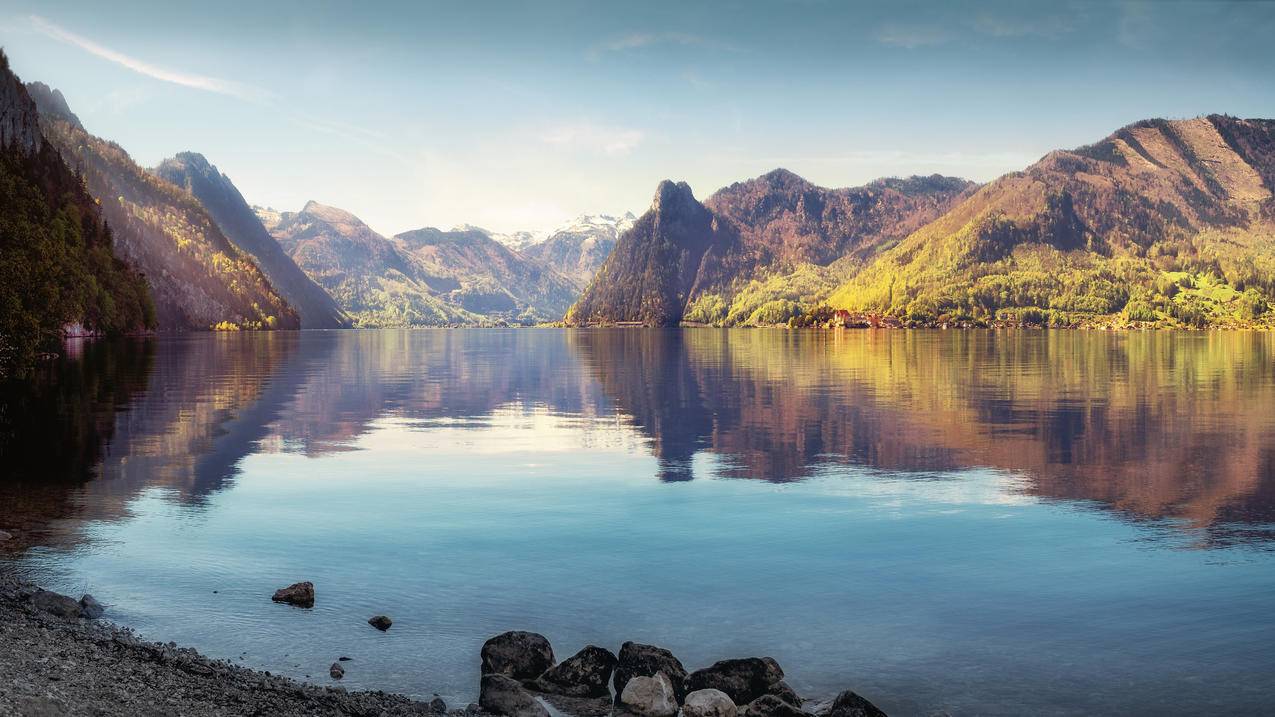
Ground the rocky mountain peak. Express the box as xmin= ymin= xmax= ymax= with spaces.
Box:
xmin=652 ymin=180 xmax=697 ymax=213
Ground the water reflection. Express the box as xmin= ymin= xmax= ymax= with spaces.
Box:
xmin=3 ymin=329 xmax=1275 ymax=551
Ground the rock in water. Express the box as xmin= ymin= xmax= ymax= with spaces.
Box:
xmin=618 ymin=672 xmax=678 ymax=717
xmin=480 ymin=673 xmax=550 ymax=717
xmin=429 ymin=694 xmax=448 ymax=713
xmin=0 ymin=529 xmax=12 ymax=541
xmin=743 ymin=695 xmax=806 ymax=717
xmin=823 ymin=690 xmax=887 ymax=717
xmin=533 ymin=644 xmax=618 ymax=698
xmin=271 ymin=581 xmax=315 ymax=608
xmin=480 ymin=631 xmax=555 ymax=682
xmin=30 ymin=590 xmax=83 ymax=619
xmin=683 ymin=689 xmax=738 ymax=717
xmin=78 ymin=594 xmax=105 ymax=619
xmin=614 ymin=642 xmax=688 ymax=702
xmin=368 ymin=615 xmax=393 ymax=631
xmin=329 ymin=662 xmax=345 ymax=679
xmin=686 ymin=657 xmax=792 ymax=706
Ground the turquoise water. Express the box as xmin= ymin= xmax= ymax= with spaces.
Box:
xmin=3 ymin=329 xmax=1274 ymax=715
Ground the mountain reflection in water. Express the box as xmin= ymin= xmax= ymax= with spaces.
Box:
xmin=3 ymin=329 xmax=1274 ymax=551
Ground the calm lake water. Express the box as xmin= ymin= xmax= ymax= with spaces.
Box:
xmin=2 ymin=329 xmax=1275 ymax=715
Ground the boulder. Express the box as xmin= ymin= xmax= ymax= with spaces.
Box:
xmin=685 ymin=658 xmax=791 ymax=706
xmin=823 ymin=690 xmax=886 ymax=717
xmin=618 ymin=672 xmax=678 ymax=717
xmin=271 ymin=581 xmax=314 ymax=608
xmin=329 ymin=662 xmax=345 ymax=679
xmin=78 ymin=594 xmax=105 ymax=619
xmin=532 ymin=644 xmax=617 ymax=698
xmin=481 ymin=631 xmax=555 ymax=682
xmin=742 ymin=695 xmax=806 ymax=717
xmin=368 ymin=615 xmax=393 ymax=631
xmin=30 ymin=590 xmax=83 ymax=619
xmin=682 ymin=689 xmax=738 ymax=717
xmin=480 ymin=673 xmax=550 ymax=717
xmin=429 ymin=694 xmax=448 ymax=714
xmin=614 ymin=642 xmax=688 ymax=702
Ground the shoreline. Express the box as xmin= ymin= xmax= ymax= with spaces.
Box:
xmin=0 ymin=572 xmax=451 ymax=716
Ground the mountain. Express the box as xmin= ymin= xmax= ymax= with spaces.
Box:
xmin=28 ymin=84 xmax=297 ymax=331
xmin=0 ymin=54 xmax=153 ymax=372
xmin=522 ymin=213 xmax=635 ymax=289
xmin=827 ymin=115 xmax=1275 ymax=328
xmin=258 ymin=201 xmax=472 ymax=327
xmin=567 ymin=180 xmax=734 ymax=326
xmin=392 ymin=226 xmax=579 ymax=321
xmin=566 ymin=171 xmax=974 ymax=326
xmin=153 ymin=153 xmax=348 ymax=329
xmin=458 ymin=224 xmax=545 ymax=251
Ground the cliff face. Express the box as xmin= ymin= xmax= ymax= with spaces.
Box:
xmin=29 ymin=86 xmax=297 ymax=331
xmin=567 ymin=181 xmax=735 ymax=326
xmin=154 ymin=153 xmax=348 ymax=329
xmin=0 ymin=55 xmax=40 ymax=155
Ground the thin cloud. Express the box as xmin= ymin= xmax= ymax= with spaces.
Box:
xmin=590 ymin=32 xmax=739 ymax=59
xmin=30 ymin=15 xmax=268 ymax=101
xmin=540 ymin=122 xmax=645 ymax=156
xmin=971 ymin=13 xmax=1077 ymax=38
xmin=875 ymin=23 xmax=952 ymax=49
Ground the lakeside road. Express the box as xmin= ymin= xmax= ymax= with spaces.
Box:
xmin=0 ymin=573 xmax=446 ymax=716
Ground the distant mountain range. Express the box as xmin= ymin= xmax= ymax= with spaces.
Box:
xmin=571 ymin=118 xmax=1275 ymax=328
xmin=6 ymin=49 xmax=1274 ymax=337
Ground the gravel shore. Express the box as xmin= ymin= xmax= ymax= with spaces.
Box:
xmin=0 ymin=572 xmax=448 ymax=716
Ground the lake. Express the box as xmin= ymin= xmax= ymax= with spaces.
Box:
xmin=2 ymin=328 xmax=1274 ymax=716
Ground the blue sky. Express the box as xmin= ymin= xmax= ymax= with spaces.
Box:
xmin=1 ymin=1 xmax=1273 ymax=235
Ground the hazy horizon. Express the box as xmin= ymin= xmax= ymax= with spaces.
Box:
xmin=2 ymin=0 xmax=1273 ymax=236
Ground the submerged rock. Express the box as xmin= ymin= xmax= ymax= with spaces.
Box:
xmin=481 ymin=631 xmax=555 ymax=682
xmin=78 ymin=594 xmax=105 ymax=619
xmin=683 ymin=688 xmax=738 ymax=717
xmin=480 ymin=673 xmax=550 ymax=717
xmin=614 ymin=642 xmax=688 ymax=702
xmin=329 ymin=662 xmax=345 ymax=679
xmin=271 ymin=581 xmax=315 ymax=608
xmin=743 ymin=695 xmax=806 ymax=717
xmin=686 ymin=657 xmax=792 ymax=706
xmin=368 ymin=615 xmax=393 ymax=631
xmin=618 ymin=672 xmax=678 ymax=717
xmin=532 ymin=644 xmax=617 ymax=698
xmin=30 ymin=590 xmax=83 ymax=619
xmin=822 ymin=690 xmax=887 ymax=717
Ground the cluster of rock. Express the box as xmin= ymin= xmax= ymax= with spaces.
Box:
xmin=477 ymin=631 xmax=886 ymax=717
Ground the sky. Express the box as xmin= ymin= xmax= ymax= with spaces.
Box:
xmin=1 ymin=0 xmax=1273 ymax=236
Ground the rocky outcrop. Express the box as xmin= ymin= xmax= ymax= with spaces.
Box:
xmin=682 ymin=689 xmax=738 ymax=717
xmin=532 ymin=645 xmax=618 ymax=698
xmin=613 ymin=642 xmax=689 ymax=702
xmin=480 ymin=674 xmax=550 ymax=717
xmin=481 ymin=631 xmax=556 ymax=682
xmin=820 ymin=690 xmax=886 ymax=717
xmin=685 ymin=657 xmax=794 ymax=707
xmin=742 ymin=695 xmax=806 ymax=717
xmin=617 ymin=672 xmax=678 ymax=717
xmin=270 ymin=582 xmax=314 ymax=608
